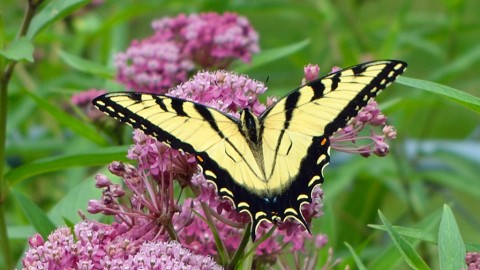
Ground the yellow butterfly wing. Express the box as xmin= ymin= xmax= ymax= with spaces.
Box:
xmin=254 ymin=60 xmax=407 ymax=232
xmin=93 ymin=60 xmax=407 ymax=240
xmin=93 ymin=94 xmax=268 ymax=214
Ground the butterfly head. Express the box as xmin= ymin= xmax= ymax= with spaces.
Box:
xmin=240 ymin=108 xmax=261 ymax=145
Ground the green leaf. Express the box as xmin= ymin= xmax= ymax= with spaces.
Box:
xmin=378 ymin=211 xmax=431 ymax=270
xmin=6 ymin=146 xmax=128 ymax=186
xmin=10 ymin=189 xmax=56 ymax=238
xmin=24 ymin=90 xmax=108 ymax=145
xmin=0 ymin=37 xmax=34 ymax=62
xmin=6 ymin=225 xmax=36 ymax=240
xmin=233 ymin=39 xmax=310 ymax=73
xmin=48 ymin=173 xmax=108 ymax=224
xmin=438 ymin=205 xmax=466 ymax=270
xmin=397 ymin=76 xmax=480 ymax=114
xmin=345 ymin=242 xmax=368 ymax=270
xmin=27 ymin=0 xmax=90 ymax=39
xmin=369 ymin=209 xmax=441 ymax=270
xmin=369 ymin=224 xmax=436 ymax=244
xmin=59 ymin=50 xmax=115 ymax=78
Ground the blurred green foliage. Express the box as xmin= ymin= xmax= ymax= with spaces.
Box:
xmin=1 ymin=0 xmax=479 ymax=269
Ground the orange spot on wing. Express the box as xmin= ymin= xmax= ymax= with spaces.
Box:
xmin=197 ymin=155 xmax=204 ymax=162
xmin=321 ymin=138 xmax=327 ymax=145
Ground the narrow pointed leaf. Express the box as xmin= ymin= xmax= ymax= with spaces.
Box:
xmin=369 ymin=224 xmax=436 ymax=243
xmin=24 ymin=90 xmax=108 ymax=145
xmin=6 ymin=146 xmax=128 ymax=186
xmin=345 ymin=242 xmax=368 ymax=270
xmin=0 ymin=37 xmax=34 ymax=62
xmin=27 ymin=0 xmax=89 ymax=39
xmin=378 ymin=211 xmax=431 ymax=270
xmin=438 ymin=205 xmax=466 ymax=270
xmin=59 ymin=50 xmax=115 ymax=78
xmin=11 ymin=189 xmax=56 ymax=238
xmin=397 ymin=76 xmax=480 ymax=114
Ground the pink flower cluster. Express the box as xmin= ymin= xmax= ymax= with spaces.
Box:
xmin=115 ymin=12 xmax=259 ymax=94
xmin=22 ymin=221 xmax=222 ymax=269
xmin=167 ymin=70 xmax=268 ymax=117
xmin=467 ymin=252 xmax=480 ymax=270
xmin=127 ymin=130 xmax=197 ymax=186
xmin=330 ymin=100 xmax=397 ymax=157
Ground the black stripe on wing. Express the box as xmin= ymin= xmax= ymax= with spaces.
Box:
xmin=322 ymin=60 xmax=406 ymax=136
xmin=93 ymin=92 xmax=235 ymax=155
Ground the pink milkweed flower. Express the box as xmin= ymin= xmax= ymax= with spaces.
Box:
xmin=301 ymin=63 xmax=397 ymax=158
xmin=115 ymin=12 xmax=259 ymax=94
xmin=22 ymin=221 xmax=222 ymax=269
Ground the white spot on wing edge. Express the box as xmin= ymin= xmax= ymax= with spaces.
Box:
xmin=316 ymin=154 xmax=327 ymax=165
xmin=308 ymin=175 xmax=321 ymax=187
xmin=204 ymin=170 xmax=217 ymax=179
xmin=220 ymin=188 xmax=234 ymax=197
xmin=255 ymin=211 xmax=267 ymax=220
xmin=297 ymin=194 xmax=309 ymax=201
xmin=95 ymin=100 xmax=106 ymax=106
xmin=238 ymin=202 xmax=250 ymax=208
xmin=284 ymin=207 xmax=299 ymax=215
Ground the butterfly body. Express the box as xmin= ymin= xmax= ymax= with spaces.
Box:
xmin=93 ymin=60 xmax=407 ymax=240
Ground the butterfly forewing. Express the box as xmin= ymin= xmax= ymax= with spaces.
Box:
xmin=258 ymin=60 xmax=407 ymax=227
xmin=93 ymin=92 xmax=269 ymax=204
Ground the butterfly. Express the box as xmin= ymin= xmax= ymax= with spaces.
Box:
xmin=93 ymin=60 xmax=407 ymax=240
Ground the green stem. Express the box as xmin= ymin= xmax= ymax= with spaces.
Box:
xmin=0 ymin=77 xmax=11 ymax=270
xmin=0 ymin=1 xmax=44 ymax=268
xmin=200 ymin=202 xmax=230 ymax=263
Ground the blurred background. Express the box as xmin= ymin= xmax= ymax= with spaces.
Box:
xmin=2 ymin=0 xmax=479 ymax=269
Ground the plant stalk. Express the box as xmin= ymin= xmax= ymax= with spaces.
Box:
xmin=0 ymin=1 xmax=44 ymax=268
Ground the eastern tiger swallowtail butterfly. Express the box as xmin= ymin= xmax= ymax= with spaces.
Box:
xmin=93 ymin=60 xmax=407 ymax=240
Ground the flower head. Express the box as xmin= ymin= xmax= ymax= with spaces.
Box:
xmin=303 ymin=64 xmax=320 ymax=84
xmin=329 ymin=100 xmax=396 ymax=157
xmin=127 ymin=130 xmax=197 ymax=186
xmin=22 ymin=221 xmax=222 ymax=270
xmin=467 ymin=252 xmax=480 ymax=270
xmin=167 ymin=70 xmax=267 ymax=117
xmin=115 ymin=12 xmax=259 ymax=94
xmin=152 ymin=12 xmax=259 ymax=67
